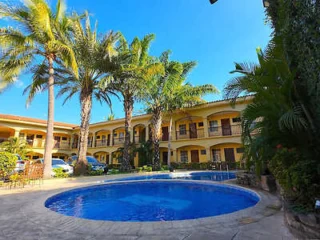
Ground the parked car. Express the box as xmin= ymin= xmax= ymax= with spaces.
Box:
xmin=39 ymin=158 xmax=74 ymax=176
xmin=68 ymin=156 xmax=108 ymax=173
xmin=14 ymin=154 xmax=25 ymax=173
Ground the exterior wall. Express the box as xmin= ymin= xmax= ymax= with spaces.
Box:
xmin=0 ymin=97 xmax=251 ymax=165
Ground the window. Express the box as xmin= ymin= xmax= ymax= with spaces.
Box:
xmin=171 ymin=151 xmax=173 ymax=156
xmin=36 ymin=135 xmax=43 ymax=139
xmin=119 ymin=132 xmax=124 ymax=138
xmin=96 ymin=136 xmax=101 ymax=139
xmin=212 ymin=149 xmax=221 ymax=162
xmin=198 ymin=122 xmax=204 ymax=127
xmin=236 ymin=148 xmax=244 ymax=153
xmin=180 ymin=151 xmax=188 ymax=163
xmin=209 ymin=120 xmax=218 ymax=132
xmin=232 ymin=117 xmax=241 ymax=123
xmin=62 ymin=137 xmax=67 ymax=141
xmin=201 ymin=149 xmax=206 ymax=155
xmin=179 ymin=124 xmax=187 ymax=135
xmin=32 ymin=156 xmax=39 ymax=160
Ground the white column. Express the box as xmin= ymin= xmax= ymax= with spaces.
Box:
xmin=206 ymin=147 xmax=211 ymax=162
xmin=110 ymin=131 xmax=114 ymax=146
xmin=14 ymin=130 xmax=20 ymax=138
xmin=145 ymin=125 xmax=149 ymax=141
xmin=203 ymin=118 xmax=209 ymax=138
xmin=92 ymin=133 xmax=96 ymax=148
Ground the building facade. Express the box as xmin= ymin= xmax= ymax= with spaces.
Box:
xmin=0 ymin=97 xmax=251 ymax=167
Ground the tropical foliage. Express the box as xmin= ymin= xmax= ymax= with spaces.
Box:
xmin=109 ymin=34 xmax=164 ymax=172
xmin=0 ymin=137 xmax=30 ymax=159
xmin=0 ymin=0 xmax=78 ymax=178
xmin=54 ymin=13 xmax=120 ymax=175
xmin=141 ymin=50 xmax=218 ymax=169
xmin=225 ymin=0 xmax=320 ymax=210
xmin=0 ymin=152 xmax=17 ymax=178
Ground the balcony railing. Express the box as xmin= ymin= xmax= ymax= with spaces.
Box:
xmin=72 ymin=142 xmax=78 ymax=149
xmin=208 ymin=124 xmax=241 ymax=137
xmin=95 ymin=139 xmax=110 ymax=147
xmin=54 ymin=142 xmax=70 ymax=149
xmin=113 ymin=137 xmax=124 ymax=145
xmin=176 ymin=129 xmax=205 ymax=140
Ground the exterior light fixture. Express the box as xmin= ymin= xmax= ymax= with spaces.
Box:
xmin=209 ymin=0 xmax=218 ymax=4
xmin=263 ymin=0 xmax=270 ymax=7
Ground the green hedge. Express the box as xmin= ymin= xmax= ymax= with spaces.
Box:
xmin=171 ymin=162 xmax=241 ymax=170
xmin=0 ymin=152 xmax=17 ymax=178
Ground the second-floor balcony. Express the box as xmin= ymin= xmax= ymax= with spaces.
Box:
xmin=95 ymin=139 xmax=110 ymax=147
xmin=54 ymin=142 xmax=70 ymax=149
xmin=176 ymin=129 xmax=205 ymax=140
xmin=113 ymin=137 xmax=124 ymax=145
xmin=208 ymin=124 xmax=241 ymax=137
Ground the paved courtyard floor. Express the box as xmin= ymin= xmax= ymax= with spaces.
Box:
xmin=0 ymin=173 xmax=295 ymax=240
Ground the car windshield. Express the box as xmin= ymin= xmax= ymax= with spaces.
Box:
xmin=86 ymin=156 xmax=98 ymax=164
xmin=52 ymin=159 xmax=66 ymax=165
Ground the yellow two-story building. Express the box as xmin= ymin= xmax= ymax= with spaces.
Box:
xmin=0 ymin=97 xmax=251 ymax=167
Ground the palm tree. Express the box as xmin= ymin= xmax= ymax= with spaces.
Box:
xmin=0 ymin=0 xmax=78 ymax=178
xmin=54 ymin=14 xmax=120 ymax=175
xmin=0 ymin=137 xmax=30 ymax=159
xmin=110 ymin=34 xmax=163 ymax=172
xmin=141 ymin=51 xmax=218 ymax=170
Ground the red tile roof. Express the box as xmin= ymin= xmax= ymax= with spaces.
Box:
xmin=0 ymin=114 xmax=76 ymax=128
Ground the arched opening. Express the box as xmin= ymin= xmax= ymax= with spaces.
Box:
xmin=25 ymin=152 xmax=43 ymax=161
xmin=71 ymin=134 xmax=79 ymax=149
xmin=53 ymin=133 xmax=71 ymax=149
xmin=112 ymin=127 xmax=125 ymax=146
xmin=20 ymin=129 xmax=46 ymax=148
xmin=52 ymin=153 xmax=69 ymax=161
xmin=0 ymin=126 xmax=15 ymax=143
xmin=210 ymin=142 xmax=243 ymax=163
xmin=176 ymin=145 xmax=206 ymax=163
xmin=175 ymin=116 xmax=205 ymax=140
xmin=133 ymin=124 xmax=146 ymax=144
xmin=207 ymin=111 xmax=241 ymax=137
xmin=93 ymin=151 xmax=110 ymax=164
xmin=95 ymin=129 xmax=111 ymax=147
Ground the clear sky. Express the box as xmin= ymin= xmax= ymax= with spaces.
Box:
xmin=0 ymin=0 xmax=272 ymax=124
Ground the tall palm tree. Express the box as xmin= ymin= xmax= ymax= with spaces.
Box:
xmin=54 ymin=14 xmax=120 ymax=175
xmin=0 ymin=0 xmax=78 ymax=178
xmin=110 ymin=34 xmax=163 ymax=172
xmin=141 ymin=51 xmax=218 ymax=169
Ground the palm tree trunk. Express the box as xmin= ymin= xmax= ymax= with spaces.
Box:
xmin=167 ymin=113 xmax=173 ymax=168
xmin=121 ymin=94 xmax=133 ymax=172
xmin=43 ymin=56 xmax=54 ymax=179
xmin=152 ymin=107 xmax=162 ymax=171
xmin=75 ymin=90 xmax=92 ymax=175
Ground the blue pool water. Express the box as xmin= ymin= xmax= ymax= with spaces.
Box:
xmin=45 ymin=181 xmax=259 ymax=222
xmin=104 ymin=171 xmax=236 ymax=183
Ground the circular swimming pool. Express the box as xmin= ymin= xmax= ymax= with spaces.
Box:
xmin=104 ymin=171 xmax=236 ymax=183
xmin=45 ymin=181 xmax=259 ymax=222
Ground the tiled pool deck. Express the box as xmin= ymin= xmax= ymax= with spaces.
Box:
xmin=0 ymin=173 xmax=295 ymax=240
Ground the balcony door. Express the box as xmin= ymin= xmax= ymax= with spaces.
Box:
xmin=189 ymin=123 xmax=198 ymax=139
xmin=224 ymin=148 xmax=235 ymax=162
xmin=162 ymin=127 xmax=169 ymax=141
xmin=162 ymin=151 xmax=168 ymax=165
xmin=54 ymin=136 xmax=61 ymax=148
xmin=221 ymin=118 xmax=232 ymax=136
xmin=191 ymin=150 xmax=199 ymax=163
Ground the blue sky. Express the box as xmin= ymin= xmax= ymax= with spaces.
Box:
xmin=0 ymin=0 xmax=271 ymax=124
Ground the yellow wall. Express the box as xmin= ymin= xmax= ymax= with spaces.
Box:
xmin=0 ymin=97 xmax=251 ymax=167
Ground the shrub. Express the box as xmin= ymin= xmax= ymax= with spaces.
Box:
xmin=109 ymin=169 xmax=119 ymax=174
xmin=142 ymin=165 xmax=152 ymax=172
xmin=52 ymin=168 xmax=69 ymax=178
xmin=0 ymin=152 xmax=17 ymax=178
xmin=88 ymin=169 xmax=104 ymax=176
